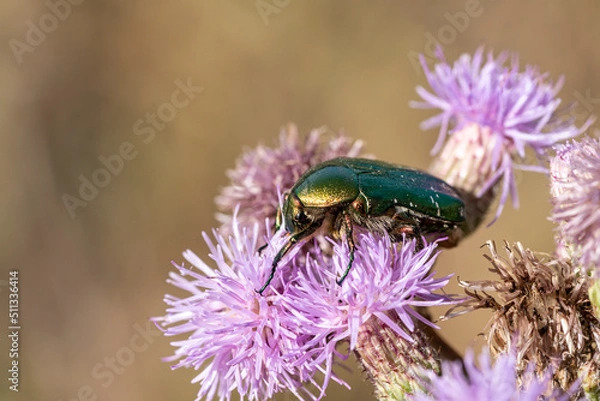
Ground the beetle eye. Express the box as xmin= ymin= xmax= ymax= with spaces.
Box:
xmin=294 ymin=210 xmax=310 ymax=225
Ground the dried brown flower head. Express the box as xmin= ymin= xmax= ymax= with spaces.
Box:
xmin=447 ymin=241 xmax=600 ymax=394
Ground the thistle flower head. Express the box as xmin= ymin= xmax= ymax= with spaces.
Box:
xmin=283 ymin=233 xmax=456 ymax=359
xmin=410 ymin=349 xmax=575 ymax=401
xmin=449 ymin=241 xmax=600 ymax=395
xmin=411 ymin=47 xmax=593 ymax=223
xmin=215 ymin=124 xmax=366 ymax=237
xmin=550 ymin=136 xmax=600 ymax=273
xmin=154 ymin=213 xmax=459 ymax=401
xmin=153 ymin=219 xmax=338 ymax=401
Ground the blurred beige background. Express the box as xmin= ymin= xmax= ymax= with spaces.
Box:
xmin=1 ymin=1 xmax=599 ymax=400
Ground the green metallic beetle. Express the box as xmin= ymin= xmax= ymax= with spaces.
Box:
xmin=257 ymin=157 xmax=465 ymax=294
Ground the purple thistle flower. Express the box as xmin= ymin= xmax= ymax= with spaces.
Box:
xmin=153 ymin=218 xmax=340 ymax=401
xmin=410 ymin=349 xmax=575 ymax=401
xmin=153 ymin=215 xmax=458 ymax=400
xmin=282 ymin=233 xmax=456 ymax=364
xmin=215 ymin=123 xmax=367 ymax=237
xmin=550 ymin=137 xmax=600 ymax=273
xmin=411 ymin=47 xmax=593 ymax=223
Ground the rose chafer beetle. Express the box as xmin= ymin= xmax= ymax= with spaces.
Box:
xmin=257 ymin=157 xmax=465 ymax=294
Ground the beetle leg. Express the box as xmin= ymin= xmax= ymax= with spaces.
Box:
xmin=413 ymin=225 xmax=424 ymax=251
xmin=256 ymin=237 xmax=295 ymax=294
xmin=275 ymin=205 xmax=283 ymax=232
xmin=392 ymin=209 xmax=425 ymax=252
xmin=257 ymin=242 xmax=268 ymax=256
xmin=336 ymin=212 xmax=355 ymax=286
xmin=256 ymin=222 xmax=319 ymax=295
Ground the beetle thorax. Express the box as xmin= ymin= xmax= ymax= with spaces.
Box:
xmin=293 ymin=165 xmax=359 ymax=208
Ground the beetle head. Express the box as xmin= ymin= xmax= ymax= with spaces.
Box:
xmin=282 ymin=192 xmax=327 ymax=239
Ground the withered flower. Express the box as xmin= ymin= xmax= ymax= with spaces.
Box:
xmin=447 ymin=241 xmax=600 ymax=396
